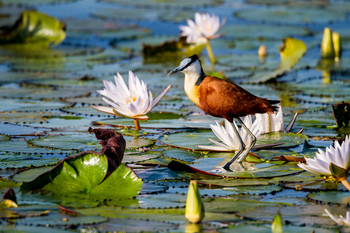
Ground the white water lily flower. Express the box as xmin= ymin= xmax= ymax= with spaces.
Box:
xmin=92 ymin=71 xmax=171 ymax=120
xmin=298 ymin=135 xmax=350 ymax=176
xmin=180 ymin=12 xmax=225 ymax=44
xmin=198 ymin=116 xmax=263 ymax=151
xmin=325 ymin=209 xmax=350 ymax=226
xmin=255 ymin=105 xmax=284 ymax=134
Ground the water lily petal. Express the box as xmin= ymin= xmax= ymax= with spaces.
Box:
xmin=208 ymin=138 xmax=234 ymax=151
xmin=197 ymin=145 xmax=230 ymax=151
xmin=151 ymin=84 xmax=172 ymax=109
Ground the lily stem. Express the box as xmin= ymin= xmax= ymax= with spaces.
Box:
xmin=341 ymin=179 xmax=350 ymax=191
xmin=134 ymin=119 xmax=141 ymax=131
xmin=206 ymin=39 xmax=216 ymax=65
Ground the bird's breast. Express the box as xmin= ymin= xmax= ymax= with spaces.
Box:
xmin=184 ymin=84 xmax=201 ymax=107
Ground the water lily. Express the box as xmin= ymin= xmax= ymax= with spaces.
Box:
xmin=92 ymin=71 xmax=171 ymax=130
xmin=180 ymin=12 xmax=225 ymax=64
xmin=255 ymin=105 xmax=284 ymax=134
xmin=298 ymin=135 xmax=350 ymax=190
xmin=324 ymin=209 xmax=350 ymax=226
xmin=198 ymin=116 xmax=262 ymax=152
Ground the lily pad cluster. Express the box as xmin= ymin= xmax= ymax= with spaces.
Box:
xmin=0 ymin=0 xmax=350 ymax=232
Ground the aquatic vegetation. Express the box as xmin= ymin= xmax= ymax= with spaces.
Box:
xmin=0 ymin=0 xmax=349 ymax=232
xmin=180 ymin=12 xmax=225 ymax=64
xmin=92 ymin=71 xmax=171 ymax=130
xmin=185 ymin=180 xmax=205 ymax=223
xmin=298 ymin=136 xmax=350 ymax=190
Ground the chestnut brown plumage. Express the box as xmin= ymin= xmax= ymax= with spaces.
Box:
xmin=168 ymin=54 xmax=279 ymax=169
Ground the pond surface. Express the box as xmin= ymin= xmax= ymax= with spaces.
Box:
xmin=0 ymin=0 xmax=350 ymax=232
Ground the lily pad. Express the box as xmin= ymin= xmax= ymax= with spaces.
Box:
xmin=308 ymin=191 xmax=350 ymax=205
xmin=21 ymin=153 xmax=143 ymax=200
xmin=99 ymin=0 xmax=219 ymax=7
xmin=0 ymin=11 xmax=66 ymax=47
xmin=235 ymin=7 xmax=346 ymax=24
xmin=15 ymin=212 xmax=108 ymax=227
xmin=28 ymin=133 xmax=99 ymax=151
xmin=257 ymin=132 xmax=308 ymax=148
xmin=91 ymin=218 xmax=178 ymax=233
xmin=248 ymin=38 xmax=307 ymax=83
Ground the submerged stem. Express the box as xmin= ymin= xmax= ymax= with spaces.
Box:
xmin=133 ymin=119 xmax=141 ymax=131
xmin=206 ymin=39 xmax=216 ymax=65
xmin=341 ymin=179 xmax=350 ymax=191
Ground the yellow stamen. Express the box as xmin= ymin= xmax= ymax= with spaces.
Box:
xmin=126 ymin=96 xmax=138 ymax=104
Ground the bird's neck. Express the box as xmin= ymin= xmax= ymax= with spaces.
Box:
xmin=184 ymin=71 xmax=205 ymax=107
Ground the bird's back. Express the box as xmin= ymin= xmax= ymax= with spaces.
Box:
xmin=199 ymin=76 xmax=278 ymax=121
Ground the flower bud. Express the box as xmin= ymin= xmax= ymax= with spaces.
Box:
xmin=185 ymin=180 xmax=205 ymax=223
xmin=332 ymin=32 xmax=341 ymax=61
xmin=0 ymin=199 xmax=18 ymax=208
xmin=321 ymin=27 xmax=335 ymax=59
xmin=258 ymin=45 xmax=267 ymax=57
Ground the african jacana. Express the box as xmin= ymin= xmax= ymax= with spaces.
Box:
xmin=168 ymin=54 xmax=279 ymax=170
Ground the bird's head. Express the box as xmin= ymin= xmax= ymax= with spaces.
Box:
xmin=168 ymin=54 xmax=204 ymax=77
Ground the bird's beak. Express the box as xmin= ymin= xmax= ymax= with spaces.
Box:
xmin=167 ymin=67 xmax=180 ymax=76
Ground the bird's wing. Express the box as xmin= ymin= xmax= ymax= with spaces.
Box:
xmin=199 ymin=76 xmax=273 ymax=118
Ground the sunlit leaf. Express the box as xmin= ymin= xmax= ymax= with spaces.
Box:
xmin=249 ymin=38 xmax=306 ymax=83
xmin=21 ymin=153 xmax=143 ymax=200
xmin=0 ymin=11 xmax=66 ymax=47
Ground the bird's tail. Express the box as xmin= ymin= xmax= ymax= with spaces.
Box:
xmin=268 ymin=100 xmax=280 ymax=112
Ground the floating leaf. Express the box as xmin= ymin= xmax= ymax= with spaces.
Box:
xmin=235 ymin=7 xmax=346 ymax=24
xmin=248 ymin=38 xmax=307 ymax=83
xmin=0 ymin=11 xmax=66 ymax=47
xmin=22 ymin=153 xmax=142 ymax=200
xmin=308 ymin=191 xmax=350 ymax=205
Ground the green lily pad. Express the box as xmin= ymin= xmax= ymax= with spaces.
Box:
xmin=205 ymin=198 xmax=282 ymax=213
xmin=21 ymin=153 xmax=143 ymax=200
xmin=91 ymin=218 xmax=178 ymax=232
xmin=239 ymin=204 xmax=344 ymax=226
xmin=0 ymin=153 xmax=60 ymax=169
xmin=0 ymin=11 xmax=66 ymax=47
xmin=220 ymin=224 xmax=335 ymax=233
xmin=16 ymin=212 xmax=108 ymax=227
xmin=223 ymin=24 xmax=310 ymax=40
xmin=257 ymin=132 xmax=308 ymax=148
xmin=308 ymin=191 xmax=350 ymax=205
xmin=235 ymin=7 xmax=346 ymax=24
xmin=123 ymin=151 xmax=161 ymax=163
xmin=0 ymin=226 xmax=73 ymax=233
xmin=0 ymin=139 xmax=71 ymax=155
xmin=28 ymin=133 xmax=99 ymax=151
xmin=99 ymin=0 xmax=219 ymax=7
xmin=126 ymin=137 xmax=155 ymax=149
xmin=248 ymin=38 xmax=307 ymax=83
xmin=0 ymin=98 xmax=69 ymax=112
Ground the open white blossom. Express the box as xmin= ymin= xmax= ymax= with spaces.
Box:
xmin=298 ymin=135 xmax=350 ymax=176
xmin=255 ymin=105 xmax=283 ymax=134
xmin=197 ymin=116 xmax=263 ymax=151
xmin=325 ymin=209 xmax=350 ymax=226
xmin=92 ymin=71 xmax=171 ymax=120
xmin=180 ymin=12 xmax=225 ymax=44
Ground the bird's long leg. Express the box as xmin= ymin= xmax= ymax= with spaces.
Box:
xmin=223 ymin=119 xmax=246 ymax=170
xmin=236 ymin=117 xmax=256 ymax=162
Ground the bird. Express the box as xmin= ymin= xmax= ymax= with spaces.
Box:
xmin=168 ymin=54 xmax=279 ymax=170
